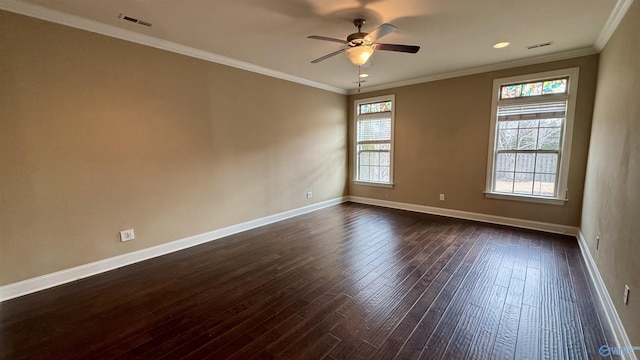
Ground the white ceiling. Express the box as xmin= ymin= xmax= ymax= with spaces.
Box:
xmin=4 ymin=0 xmax=622 ymax=93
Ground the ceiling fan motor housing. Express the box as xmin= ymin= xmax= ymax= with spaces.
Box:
xmin=348 ymin=18 xmax=368 ymax=46
xmin=347 ymin=32 xmax=368 ymax=45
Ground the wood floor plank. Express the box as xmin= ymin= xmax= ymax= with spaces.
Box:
xmin=465 ymin=284 xmax=509 ymax=360
xmin=491 ymin=303 xmax=521 ymax=359
xmin=0 ymin=203 xmax=615 ymax=360
xmin=522 ymin=267 xmax=541 ymax=307
xmin=465 ymin=328 xmax=495 ymax=360
xmin=296 ymin=332 xmax=341 ymax=360
xmin=565 ymin=246 xmax=611 ymax=358
xmin=441 ymin=303 xmax=485 ymax=360
xmin=514 ymin=304 xmax=540 ymax=360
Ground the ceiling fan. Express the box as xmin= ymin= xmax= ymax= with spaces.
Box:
xmin=308 ymin=19 xmax=420 ymax=67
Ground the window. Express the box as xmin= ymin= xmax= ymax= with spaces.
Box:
xmin=354 ymin=95 xmax=395 ymax=187
xmin=485 ymin=68 xmax=579 ymax=204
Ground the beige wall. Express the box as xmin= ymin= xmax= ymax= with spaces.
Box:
xmin=581 ymin=0 xmax=640 ymax=344
xmin=0 ymin=11 xmax=347 ymax=285
xmin=349 ymin=55 xmax=599 ymax=227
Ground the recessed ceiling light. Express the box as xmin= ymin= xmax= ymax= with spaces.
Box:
xmin=493 ymin=42 xmax=510 ymax=49
xmin=359 ymin=73 xmax=369 ymax=78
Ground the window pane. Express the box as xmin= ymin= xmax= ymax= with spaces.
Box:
xmin=542 ymin=79 xmax=567 ymax=94
xmin=496 ymin=153 xmax=515 ymax=172
xmin=380 ymin=152 xmax=390 ymax=166
xmin=380 ymin=167 xmax=390 ymax=182
xmin=370 ymin=165 xmax=380 ymax=181
xmin=499 ymin=121 xmax=518 ymax=129
xmin=370 ymin=152 xmax=379 ymax=166
xmin=359 ymin=101 xmax=392 ymax=114
xmin=519 ymin=120 xmax=539 ymax=129
xmin=357 ymin=118 xmax=391 ymax=142
xmin=513 ymin=172 xmax=534 ymax=194
xmin=517 ymin=128 xmax=538 ymax=150
xmin=535 ymin=153 xmax=558 ymax=174
xmin=497 ymin=129 xmax=518 ymax=150
xmin=522 ymin=82 xmax=542 ymax=97
xmin=501 ymin=85 xmax=522 ymax=99
xmin=533 ymin=173 xmax=556 ymax=196
xmin=359 ymin=151 xmax=369 ymax=165
xmin=515 ymin=153 xmax=536 ymax=172
xmin=495 ymin=171 xmax=514 ymax=193
xmin=537 ymin=127 xmax=561 ymax=150
xmin=378 ymin=143 xmax=391 ymax=150
xmin=357 ymin=149 xmax=390 ymax=183
xmin=359 ymin=165 xmax=370 ymax=181
xmin=540 ymin=118 xmax=562 ymax=127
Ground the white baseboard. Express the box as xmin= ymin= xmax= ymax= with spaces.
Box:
xmin=0 ymin=197 xmax=347 ymax=302
xmin=3 ymin=194 xmax=634 ymax=359
xmin=345 ymin=196 xmax=635 ymax=358
xmin=577 ymin=231 xmax=637 ymax=360
xmin=346 ymin=196 xmax=579 ymax=235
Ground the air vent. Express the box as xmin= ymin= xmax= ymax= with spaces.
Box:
xmin=526 ymin=41 xmax=553 ymax=50
xmin=119 ymin=14 xmax=152 ymax=27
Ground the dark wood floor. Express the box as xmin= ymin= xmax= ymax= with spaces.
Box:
xmin=1 ymin=203 xmax=614 ymax=359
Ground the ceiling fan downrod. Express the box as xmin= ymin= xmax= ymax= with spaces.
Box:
xmin=348 ymin=19 xmax=368 ymax=45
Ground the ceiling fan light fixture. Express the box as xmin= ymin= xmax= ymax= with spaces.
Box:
xmin=346 ymin=46 xmax=374 ymax=67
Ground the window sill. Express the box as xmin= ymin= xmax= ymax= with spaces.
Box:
xmin=353 ymin=181 xmax=395 ymax=188
xmin=484 ymin=191 xmax=567 ymax=205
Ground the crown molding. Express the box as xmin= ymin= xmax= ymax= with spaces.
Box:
xmin=348 ymin=47 xmax=598 ymax=95
xmin=1 ymin=0 xmax=632 ymax=98
xmin=0 ymin=0 xmax=347 ymax=95
xmin=595 ymin=0 xmax=635 ymax=51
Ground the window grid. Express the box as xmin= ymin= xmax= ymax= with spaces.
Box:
xmin=493 ymin=114 xmax=564 ymax=197
xmin=494 ymin=151 xmax=560 ymax=196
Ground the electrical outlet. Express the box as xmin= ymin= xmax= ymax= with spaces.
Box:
xmin=596 ymin=235 xmax=600 ymax=250
xmin=623 ymin=285 xmax=630 ymax=305
xmin=120 ymin=229 xmax=135 ymax=242
xmin=439 ymin=194 xmax=445 ymax=201
xmin=306 ymin=191 xmax=313 ymax=199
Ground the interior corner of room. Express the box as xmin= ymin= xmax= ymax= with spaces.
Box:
xmin=0 ymin=0 xmax=638 ymax=355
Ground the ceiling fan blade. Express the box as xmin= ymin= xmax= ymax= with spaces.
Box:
xmin=311 ymin=48 xmax=347 ymax=63
xmin=364 ymin=23 xmax=397 ymax=43
xmin=307 ymin=35 xmax=349 ymax=44
xmin=372 ymin=43 xmax=420 ymax=53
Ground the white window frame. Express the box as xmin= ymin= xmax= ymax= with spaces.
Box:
xmin=353 ymin=94 xmax=395 ymax=188
xmin=485 ymin=68 xmax=579 ymax=205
